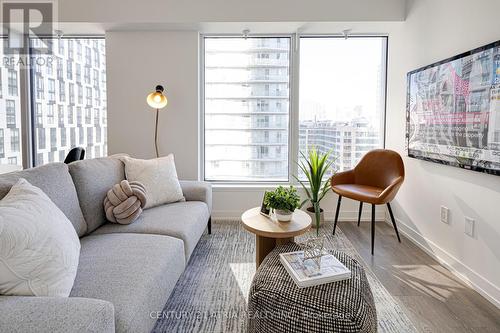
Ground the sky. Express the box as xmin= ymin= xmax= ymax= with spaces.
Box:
xmin=299 ymin=37 xmax=385 ymax=124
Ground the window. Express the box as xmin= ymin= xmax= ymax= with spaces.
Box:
xmin=30 ymin=38 xmax=107 ymax=166
xmin=35 ymin=103 xmax=43 ymax=125
xmin=203 ymin=37 xmax=290 ymax=181
xmin=10 ymin=129 xmax=20 ymax=152
xmin=8 ymin=70 xmax=18 ymax=96
xmin=36 ymin=74 xmax=44 ymax=99
xmin=50 ymin=128 xmax=57 ymax=148
xmin=86 ymin=87 xmax=92 ymax=106
xmin=47 ymin=104 xmax=55 ymax=124
xmin=48 ymin=79 xmax=55 ymax=101
xmin=0 ymin=129 xmax=4 ymax=158
xmin=6 ymin=100 xmax=16 ymax=128
xmin=57 ymin=58 xmax=63 ymax=79
xmin=202 ymin=35 xmax=387 ymax=182
xmin=67 ymin=60 xmax=73 ymax=79
xmin=68 ymin=106 xmax=74 ymax=124
xmin=76 ymin=64 xmax=81 ymax=84
xmin=59 ymin=80 xmax=66 ymax=102
xmin=37 ymin=128 xmax=46 ymax=150
xmin=299 ymin=37 xmax=386 ymax=172
xmin=58 ymin=105 xmax=65 ymax=127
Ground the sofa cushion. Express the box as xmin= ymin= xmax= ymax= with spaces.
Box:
xmin=70 ymin=233 xmax=185 ymax=333
xmin=0 ymin=163 xmax=87 ymax=236
xmin=68 ymin=157 xmax=125 ymax=234
xmin=0 ymin=296 xmax=115 ymax=333
xmin=92 ymin=201 xmax=209 ymax=261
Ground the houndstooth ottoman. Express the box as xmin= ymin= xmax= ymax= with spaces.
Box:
xmin=247 ymin=243 xmax=377 ymax=333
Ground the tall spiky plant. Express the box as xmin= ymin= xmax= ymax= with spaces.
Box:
xmin=294 ymin=148 xmax=335 ymax=236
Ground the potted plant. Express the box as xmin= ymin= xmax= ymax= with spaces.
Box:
xmin=295 ymin=148 xmax=335 ymax=234
xmin=264 ymin=186 xmax=300 ymax=222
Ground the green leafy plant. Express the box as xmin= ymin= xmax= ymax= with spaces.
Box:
xmin=264 ymin=186 xmax=300 ymax=212
xmin=295 ymin=148 xmax=335 ymax=235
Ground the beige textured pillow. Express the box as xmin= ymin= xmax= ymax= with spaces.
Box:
xmin=122 ymin=154 xmax=184 ymax=209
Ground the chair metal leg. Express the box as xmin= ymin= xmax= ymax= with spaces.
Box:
xmin=207 ymin=216 xmax=212 ymax=235
xmin=371 ymin=204 xmax=375 ymax=255
xmin=387 ymin=203 xmax=401 ymax=243
xmin=332 ymin=196 xmax=342 ymax=235
xmin=357 ymin=202 xmax=363 ymax=227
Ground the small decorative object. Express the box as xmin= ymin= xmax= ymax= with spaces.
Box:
xmin=259 ymin=191 xmax=271 ymax=217
xmin=104 ymin=180 xmax=147 ymax=224
xmin=301 ymin=236 xmax=325 ymax=276
xmin=146 ymin=85 xmax=168 ymax=158
xmin=295 ymin=147 xmax=335 ymax=235
xmin=264 ymin=186 xmax=300 ymax=222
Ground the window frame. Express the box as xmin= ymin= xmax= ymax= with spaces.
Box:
xmin=200 ymin=33 xmax=388 ymax=186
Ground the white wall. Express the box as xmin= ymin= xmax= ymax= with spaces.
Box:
xmin=383 ymin=0 xmax=500 ymax=308
xmin=106 ymin=31 xmax=200 ymax=179
xmin=105 ymin=0 xmax=500 ymax=308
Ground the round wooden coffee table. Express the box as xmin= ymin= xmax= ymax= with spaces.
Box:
xmin=241 ymin=207 xmax=311 ymax=268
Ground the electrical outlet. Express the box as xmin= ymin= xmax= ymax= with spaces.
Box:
xmin=440 ymin=206 xmax=449 ymax=224
xmin=465 ymin=217 xmax=475 ymax=237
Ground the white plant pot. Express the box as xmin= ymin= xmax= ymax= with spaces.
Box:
xmin=275 ymin=209 xmax=293 ymax=222
xmin=305 ymin=206 xmax=324 ymax=228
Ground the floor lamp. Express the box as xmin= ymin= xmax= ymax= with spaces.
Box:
xmin=146 ymin=85 xmax=168 ymax=158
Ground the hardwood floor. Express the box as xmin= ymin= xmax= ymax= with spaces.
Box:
xmin=338 ymin=221 xmax=500 ymax=333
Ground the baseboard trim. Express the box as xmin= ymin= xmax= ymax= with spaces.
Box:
xmin=213 ymin=210 xmax=386 ymax=221
xmin=385 ymin=216 xmax=500 ymax=309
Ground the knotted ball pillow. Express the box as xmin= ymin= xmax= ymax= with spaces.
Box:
xmin=104 ymin=180 xmax=147 ymax=225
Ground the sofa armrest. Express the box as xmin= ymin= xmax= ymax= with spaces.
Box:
xmin=180 ymin=180 xmax=212 ymax=213
xmin=0 ymin=296 xmax=115 ymax=333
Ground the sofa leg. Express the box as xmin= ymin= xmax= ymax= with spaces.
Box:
xmin=207 ymin=216 xmax=212 ymax=235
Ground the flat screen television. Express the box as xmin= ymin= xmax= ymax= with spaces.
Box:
xmin=406 ymin=40 xmax=500 ymax=175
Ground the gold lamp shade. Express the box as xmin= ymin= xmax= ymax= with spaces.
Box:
xmin=147 ymin=85 xmax=168 ymax=109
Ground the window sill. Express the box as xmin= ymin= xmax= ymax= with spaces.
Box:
xmin=210 ymin=182 xmax=314 ymax=192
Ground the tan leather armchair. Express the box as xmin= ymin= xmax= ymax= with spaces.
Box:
xmin=331 ymin=149 xmax=404 ymax=254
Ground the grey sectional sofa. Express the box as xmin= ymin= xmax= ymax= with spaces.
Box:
xmin=0 ymin=157 xmax=212 ymax=333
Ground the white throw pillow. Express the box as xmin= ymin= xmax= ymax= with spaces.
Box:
xmin=122 ymin=154 xmax=184 ymax=209
xmin=0 ymin=179 xmax=81 ymax=297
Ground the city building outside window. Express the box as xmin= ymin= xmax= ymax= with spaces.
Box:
xmin=0 ymin=39 xmax=22 ymax=172
xmin=30 ymin=38 xmax=107 ymax=166
xmin=203 ymin=37 xmax=291 ymax=181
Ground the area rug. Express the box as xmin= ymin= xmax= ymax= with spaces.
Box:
xmin=152 ymin=220 xmax=417 ymax=333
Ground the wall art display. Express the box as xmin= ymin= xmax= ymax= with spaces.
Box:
xmin=407 ymin=40 xmax=500 ymax=175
